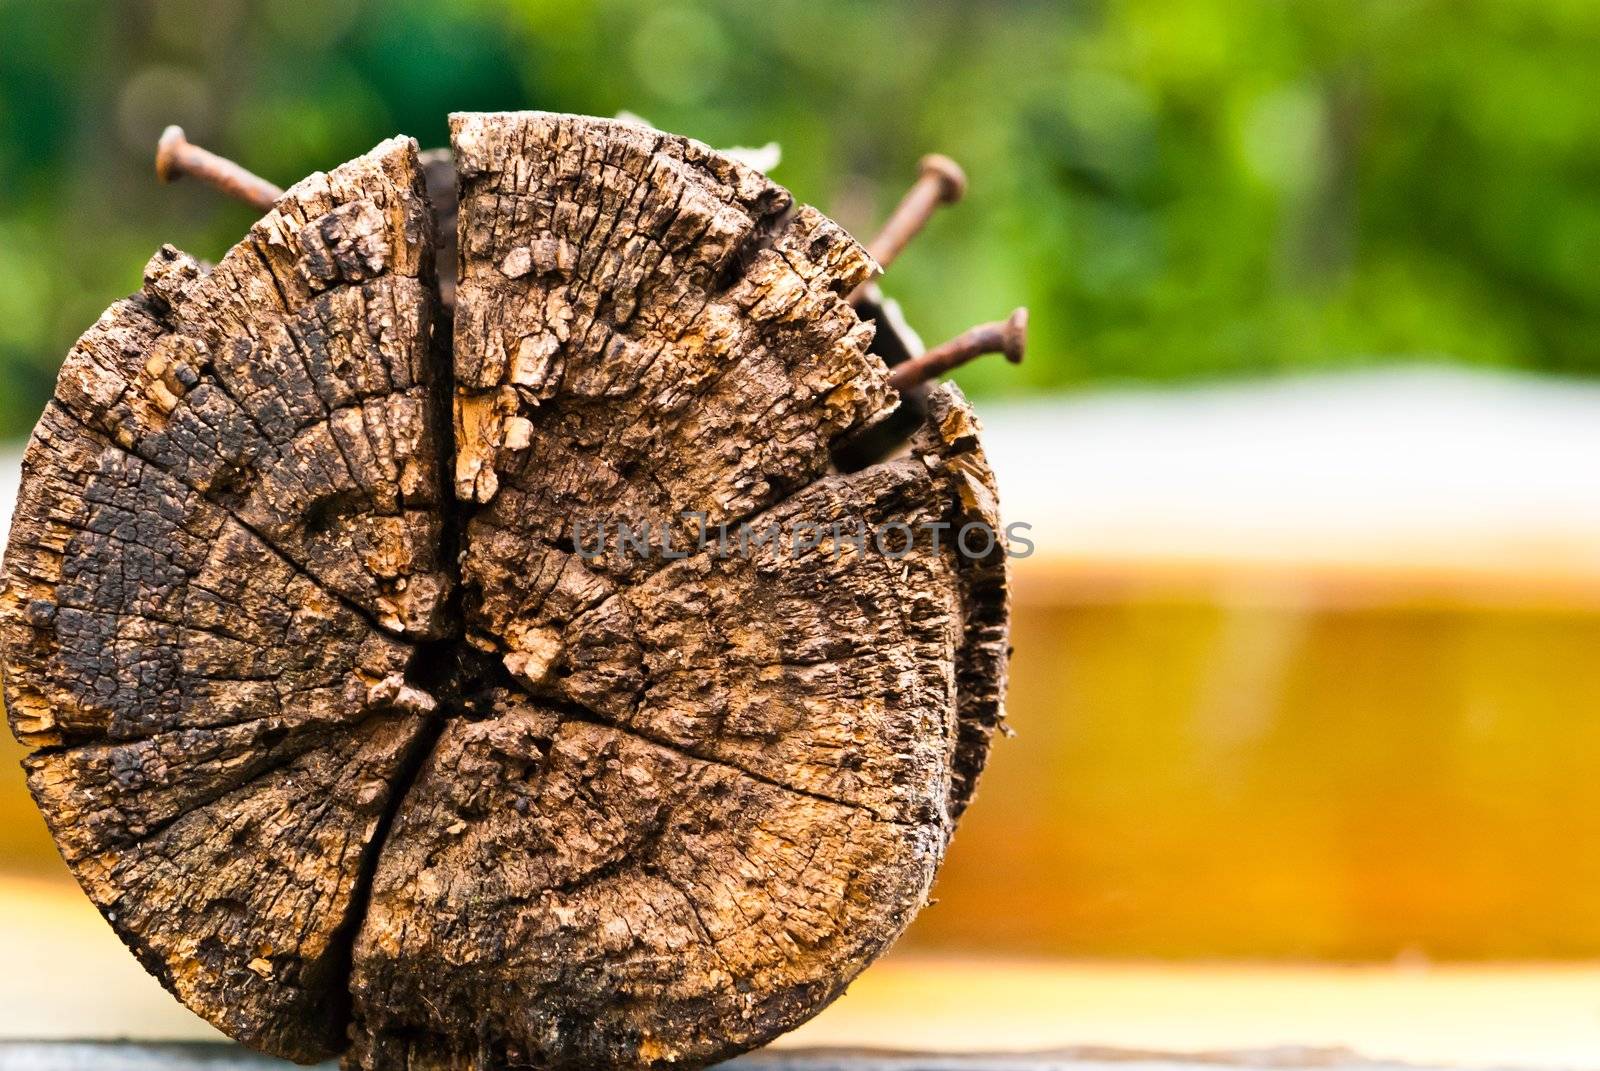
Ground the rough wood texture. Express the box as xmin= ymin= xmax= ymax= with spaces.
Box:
xmin=1 ymin=113 xmax=1011 ymax=1070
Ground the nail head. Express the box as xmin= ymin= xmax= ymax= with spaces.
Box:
xmin=1002 ymin=307 xmax=1028 ymax=364
xmin=155 ymin=125 xmax=187 ymax=183
xmin=918 ymin=154 xmax=967 ymax=204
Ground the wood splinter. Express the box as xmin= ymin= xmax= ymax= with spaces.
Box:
xmin=5 ymin=113 xmax=1013 ymax=1071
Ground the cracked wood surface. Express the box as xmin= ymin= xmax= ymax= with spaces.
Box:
xmin=0 ymin=113 xmax=1011 ymax=1071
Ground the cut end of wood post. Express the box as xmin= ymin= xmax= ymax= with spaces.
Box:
xmin=6 ymin=113 xmax=1014 ymax=1071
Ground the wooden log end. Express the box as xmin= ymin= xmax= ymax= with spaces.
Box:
xmin=1 ymin=113 xmax=1012 ymax=1071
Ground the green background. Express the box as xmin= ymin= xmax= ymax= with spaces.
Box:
xmin=1 ymin=0 xmax=1596 ymax=438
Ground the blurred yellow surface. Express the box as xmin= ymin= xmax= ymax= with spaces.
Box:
xmin=917 ymin=577 xmax=1600 ymax=960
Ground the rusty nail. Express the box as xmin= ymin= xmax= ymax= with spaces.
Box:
xmin=887 ymin=307 xmax=1027 ymax=392
xmin=849 ymin=154 xmax=967 ymax=304
xmin=155 ymin=125 xmax=284 ymax=212
xmin=867 ymin=153 xmax=967 ymax=270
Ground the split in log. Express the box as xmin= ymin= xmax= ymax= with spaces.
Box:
xmin=1 ymin=114 xmax=1012 ymax=1071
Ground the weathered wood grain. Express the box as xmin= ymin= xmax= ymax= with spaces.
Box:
xmin=0 ymin=113 xmax=1011 ymax=1071
xmin=48 ymin=137 xmax=451 ymax=643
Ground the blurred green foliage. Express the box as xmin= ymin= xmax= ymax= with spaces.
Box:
xmin=0 ymin=0 xmax=1596 ymax=438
